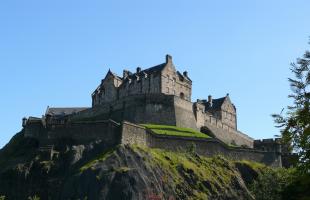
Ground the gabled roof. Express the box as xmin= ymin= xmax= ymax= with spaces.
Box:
xmin=107 ymin=69 xmax=122 ymax=80
xmin=176 ymin=71 xmax=192 ymax=83
xmin=45 ymin=107 xmax=89 ymax=116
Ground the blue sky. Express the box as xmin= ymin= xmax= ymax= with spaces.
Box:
xmin=0 ymin=0 xmax=309 ymax=148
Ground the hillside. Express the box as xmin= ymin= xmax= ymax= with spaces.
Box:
xmin=0 ymin=131 xmax=282 ymax=200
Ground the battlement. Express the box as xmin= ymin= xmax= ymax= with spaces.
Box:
xmin=254 ymin=138 xmax=282 ymax=153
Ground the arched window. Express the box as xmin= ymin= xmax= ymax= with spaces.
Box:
xmin=180 ymin=92 xmax=185 ymax=99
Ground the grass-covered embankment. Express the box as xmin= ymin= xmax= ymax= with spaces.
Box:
xmin=141 ymin=124 xmax=210 ymax=139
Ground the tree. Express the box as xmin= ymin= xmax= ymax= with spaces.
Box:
xmin=273 ymin=45 xmax=310 ymax=173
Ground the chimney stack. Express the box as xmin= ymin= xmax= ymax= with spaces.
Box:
xmin=123 ymin=70 xmax=129 ymax=78
xmin=22 ymin=117 xmax=27 ymax=127
xmin=183 ymin=71 xmax=188 ymax=77
xmin=165 ymin=54 xmax=172 ymax=63
xmin=208 ymin=95 xmax=213 ymax=106
xmin=136 ymin=67 xmax=141 ymax=73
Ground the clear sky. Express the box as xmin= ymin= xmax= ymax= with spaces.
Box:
xmin=0 ymin=0 xmax=309 ymax=148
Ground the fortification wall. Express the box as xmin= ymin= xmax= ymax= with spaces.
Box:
xmin=149 ymin=135 xmax=280 ymax=167
xmin=45 ymin=120 xmax=121 ymax=145
xmin=24 ymin=122 xmax=45 ymax=138
xmin=121 ymin=121 xmax=148 ymax=146
xmin=121 ymin=122 xmax=281 ymax=167
xmin=71 ymin=94 xmax=177 ymax=126
xmin=174 ymin=97 xmax=198 ymax=130
xmin=203 ymin=116 xmax=254 ymax=148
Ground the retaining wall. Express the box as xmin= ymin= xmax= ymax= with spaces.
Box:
xmin=46 ymin=120 xmax=121 ymax=145
xmin=202 ymin=121 xmax=254 ymax=148
xmin=121 ymin=121 xmax=282 ymax=167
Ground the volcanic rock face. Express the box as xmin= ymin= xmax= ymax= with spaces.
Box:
xmin=0 ymin=131 xmax=258 ymax=200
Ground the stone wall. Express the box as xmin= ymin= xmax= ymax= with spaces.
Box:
xmin=45 ymin=120 xmax=121 ymax=144
xmin=121 ymin=121 xmax=148 ymax=146
xmin=160 ymin=56 xmax=192 ymax=101
xmin=118 ymin=72 xmax=162 ymax=99
xmin=120 ymin=121 xmax=282 ymax=167
xmin=174 ymin=96 xmax=198 ymax=130
xmin=203 ymin=115 xmax=254 ymax=147
xmin=71 ymin=94 xmax=178 ymax=126
xmin=24 ymin=121 xmax=45 ymax=138
xmin=149 ymin=134 xmax=280 ymax=167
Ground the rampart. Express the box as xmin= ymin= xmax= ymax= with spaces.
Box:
xmin=121 ymin=121 xmax=282 ymax=167
xmin=70 ymin=93 xmax=198 ymax=130
xmin=23 ymin=120 xmax=281 ymax=167
xmin=202 ymin=115 xmax=254 ymax=148
xmin=25 ymin=119 xmax=121 ymax=145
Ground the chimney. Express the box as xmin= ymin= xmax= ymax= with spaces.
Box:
xmin=136 ymin=67 xmax=141 ymax=73
xmin=165 ymin=54 xmax=172 ymax=63
xmin=123 ymin=70 xmax=129 ymax=78
xmin=208 ymin=95 xmax=213 ymax=106
xmin=183 ymin=71 xmax=188 ymax=77
xmin=22 ymin=117 xmax=27 ymax=127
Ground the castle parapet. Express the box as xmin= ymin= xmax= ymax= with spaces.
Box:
xmin=254 ymin=138 xmax=281 ymax=153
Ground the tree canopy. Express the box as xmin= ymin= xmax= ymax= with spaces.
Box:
xmin=273 ymin=45 xmax=310 ymax=174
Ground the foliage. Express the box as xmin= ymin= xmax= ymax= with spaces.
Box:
xmin=272 ymin=46 xmax=310 ymax=173
xmin=281 ymin=173 xmax=310 ymax=200
xmin=0 ymin=196 xmax=5 ymax=200
xmin=141 ymin=124 xmax=210 ymax=138
xmin=186 ymin=142 xmax=197 ymax=155
xmin=250 ymin=168 xmax=296 ymax=200
xmin=28 ymin=195 xmax=40 ymax=200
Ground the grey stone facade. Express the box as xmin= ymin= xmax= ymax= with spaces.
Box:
xmin=91 ymin=55 xmax=192 ymax=107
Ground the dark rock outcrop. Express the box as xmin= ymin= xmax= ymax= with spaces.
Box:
xmin=0 ymin=132 xmax=262 ymax=200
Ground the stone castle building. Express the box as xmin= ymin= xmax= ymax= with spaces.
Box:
xmin=92 ymin=55 xmax=192 ymax=105
xmin=22 ymin=55 xmax=284 ymax=167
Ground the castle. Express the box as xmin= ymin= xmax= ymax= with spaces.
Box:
xmin=22 ymin=55 xmax=283 ymax=167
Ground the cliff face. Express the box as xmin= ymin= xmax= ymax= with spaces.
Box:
xmin=0 ymin=131 xmax=263 ymax=200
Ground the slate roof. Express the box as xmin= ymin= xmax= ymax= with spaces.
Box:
xmin=119 ymin=63 xmax=166 ymax=86
xmin=27 ymin=117 xmax=42 ymax=122
xmin=45 ymin=107 xmax=89 ymax=116
xmin=204 ymin=97 xmax=226 ymax=111
xmin=107 ymin=69 xmax=122 ymax=80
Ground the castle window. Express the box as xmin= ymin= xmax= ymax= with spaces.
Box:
xmin=166 ymin=87 xmax=169 ymax=93
xmin=166 ymin=75 xmax=169 ymax=83
xmin=180 ymin=92 xmax=185 ymax=99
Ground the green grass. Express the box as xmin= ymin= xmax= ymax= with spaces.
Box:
xmin=141 ymin=124 xmax=210 ymax=139
xmin=131 ymin=145 xmax=242 ymax=199
xmin=80 ymin=149 xmax=115 ymax=172
xmin=236 ymin=160 xmax=267 ymax=171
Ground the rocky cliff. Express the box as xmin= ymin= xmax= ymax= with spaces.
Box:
xmin=0 ymin=131 xmax=269 ymax=200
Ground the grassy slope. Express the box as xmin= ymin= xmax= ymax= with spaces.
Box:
xmin=141 ymin=124 xmax=210 ymax=139
xmin=79 ymin=145 xmax=267 ymax=199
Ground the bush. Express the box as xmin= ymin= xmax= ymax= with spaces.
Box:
xmin=250 ymin=168 xmax=295 ymax=200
